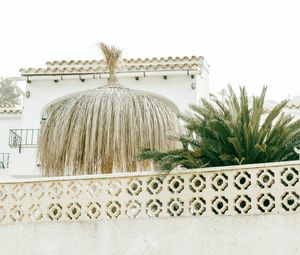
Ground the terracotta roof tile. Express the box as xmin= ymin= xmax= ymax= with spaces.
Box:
xmin=286 ymin=104 xmax=300 ymax=109
xmin=286 ymin=96 xmax=300 ymax=109
xmin=0 ymin=104 xmax=22 ymax=114
xmin=20 ymin=56 xmax=206 ymax=75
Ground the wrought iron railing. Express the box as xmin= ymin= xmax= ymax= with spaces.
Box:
xmin=0 ymin=153 xmax=9 ymax=169
xmin=9 ymin=129 xmax=40 ymax=152
xmin=0 ymin=160 xmax=298 ymax=225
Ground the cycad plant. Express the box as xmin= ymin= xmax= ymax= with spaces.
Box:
xmin=139 ymin=86 xmax=300 ymax=171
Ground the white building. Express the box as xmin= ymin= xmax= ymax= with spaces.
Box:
xmin=285 ymin=96 xmax=300 ymax=120
xmin=0 ymin=56 xmax=210 ymax=178
xmin=0 ymin=105 xmax=22 ymax=176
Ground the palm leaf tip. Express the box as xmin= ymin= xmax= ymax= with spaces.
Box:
xmin=99 ymin=42 xmax=122 ymax=83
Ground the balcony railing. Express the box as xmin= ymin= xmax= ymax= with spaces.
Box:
xmin=0 ymin=160 xmax=299 ymax=225
xmin=0 ymin=153 xmax=9 ymax=169
xmin=9 ymin=129 xmax=40 ymax=152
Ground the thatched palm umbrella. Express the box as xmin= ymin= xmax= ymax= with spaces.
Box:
xmin=38 ymin=43 xmax=183 ymax=176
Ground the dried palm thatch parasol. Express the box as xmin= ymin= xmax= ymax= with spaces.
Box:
xmin=38 ymin=43 xmax=183 ymax=176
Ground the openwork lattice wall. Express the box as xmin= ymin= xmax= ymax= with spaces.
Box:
xmin=0 ymin=161 xmax=299 ymax=224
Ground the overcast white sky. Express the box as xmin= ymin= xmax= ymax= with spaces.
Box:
xmin=0 ymin=0 xmax=299 ymax=100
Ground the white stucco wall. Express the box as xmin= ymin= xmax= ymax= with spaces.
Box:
xmin=0 ymin=213 xmax=299 ymax=255
xmin=7 ymin=148 xmax=40 ymax=177
xmin=196 ymin=65 xmax=210 ymax=106
xmin=0 ymin=115 xmax=22 ymax=152
xmin=22 ymin=74 xmax=206 ymax=128
xmin=0 ymin=115 xmax=39 ymax=176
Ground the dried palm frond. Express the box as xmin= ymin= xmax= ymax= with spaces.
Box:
xmin=38 ymin=43 xmax=183 ymax=176
xmin=99 ymin=43 xmax=121 ymax=84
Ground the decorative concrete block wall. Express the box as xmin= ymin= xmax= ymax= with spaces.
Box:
xmin=0 ymin=161 xmax=299 ymax=254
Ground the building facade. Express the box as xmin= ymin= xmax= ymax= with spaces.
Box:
xmin=0 ymin=56 xmax=210 ymax=178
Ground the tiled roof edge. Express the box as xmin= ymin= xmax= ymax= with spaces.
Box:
xmin=286 ymin=104 xmax=300 ymax=109
xmin=0 ymin=104 xmax=22 ymax=114
xmin=45 ymin=56 xmax=204 ymax=66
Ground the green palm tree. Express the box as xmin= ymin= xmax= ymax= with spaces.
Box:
xmin=0 ymin=78 xmax=20 ymax=105
xmin=138 ymin=86 xmax=300 ymax=171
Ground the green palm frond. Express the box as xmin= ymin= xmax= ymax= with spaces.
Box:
xmin=138 ymin=85 xmax=300 ymax=170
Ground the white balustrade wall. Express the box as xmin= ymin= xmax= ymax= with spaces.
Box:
xmin=0 ymin=161 xmax=299 ymax=254
xmin=0 ymin=161 xmax=299 ymax=223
